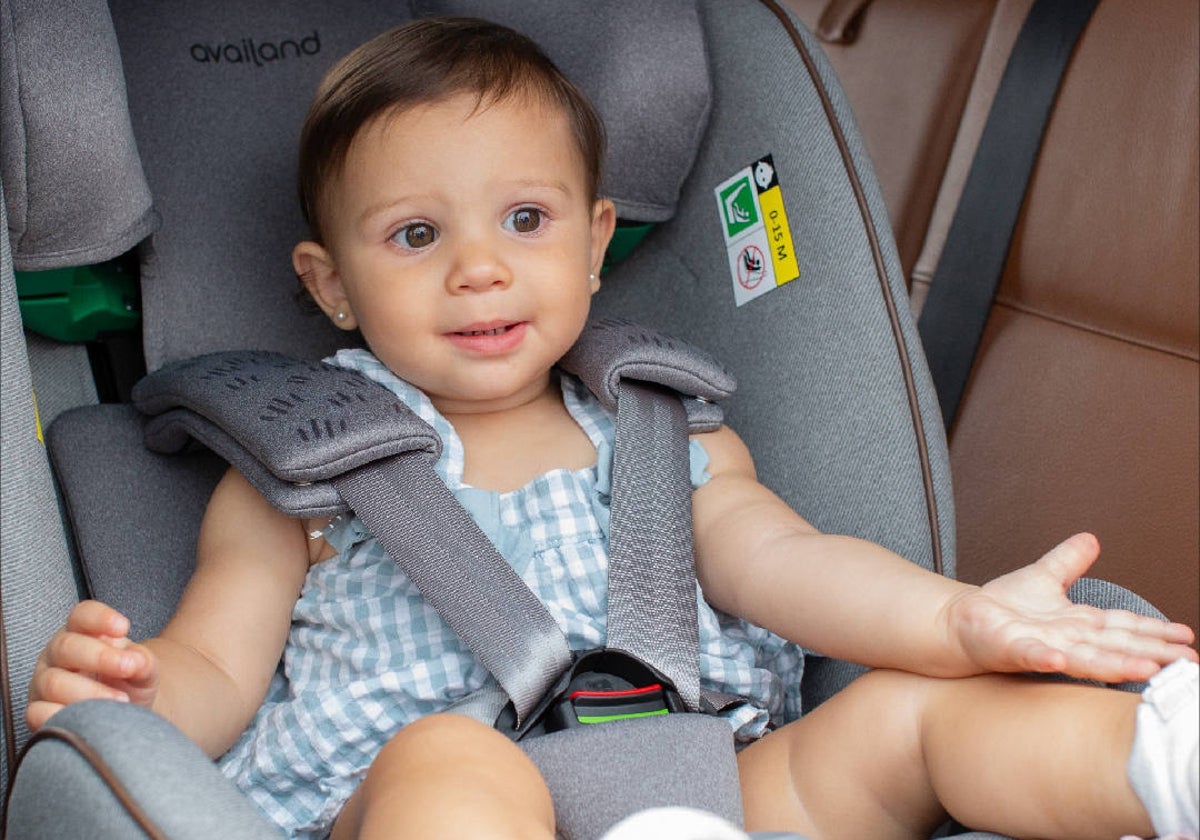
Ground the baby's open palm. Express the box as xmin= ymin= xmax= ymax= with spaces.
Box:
xmin=949 ymin=533 xmax=1196 ymax=684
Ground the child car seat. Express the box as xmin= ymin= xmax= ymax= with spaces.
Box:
xmin=0 ymin=0 xmax=1167 ymax=836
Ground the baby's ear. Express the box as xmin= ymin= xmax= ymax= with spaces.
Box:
xmin=589 ymin=198 xmax=617 ymax=279
xmin=293 ymin=241 xmax=357 ymax=330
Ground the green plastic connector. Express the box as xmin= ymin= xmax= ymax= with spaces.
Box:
xmin=15 ymin=260 xmax=140 ymax=343
xmin=601 ymin=222 xmax=655 ymax=275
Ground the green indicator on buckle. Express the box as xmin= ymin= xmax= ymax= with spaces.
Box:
xmin=577 ymin=708 xmax=671 ymax=725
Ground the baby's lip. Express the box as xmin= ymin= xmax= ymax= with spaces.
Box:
xmin=448 ymin=319 xmax=522 ymax=337
xmin=444 ymin=320 xmax=528 ymax=354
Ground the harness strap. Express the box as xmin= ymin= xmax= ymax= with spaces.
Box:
xmin=607 ymin=381 xmax=700 ymax=711
xmin=332 ymin=455 xmax=572 ymax=728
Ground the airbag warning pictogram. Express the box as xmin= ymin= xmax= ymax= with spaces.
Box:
xmin=714 ymin=155 xmax=799 ymax=306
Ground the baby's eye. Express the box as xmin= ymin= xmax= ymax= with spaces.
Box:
xmin=392 ymin=222 xmax=439 ymax=250
xmin=505 ymin=207 xmax=543 ymax=234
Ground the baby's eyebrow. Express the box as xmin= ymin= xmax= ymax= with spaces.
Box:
xmin=357 ymin=195 xmax=432 ymax=229
xmin=504 ymin=177 xmax=574 ymax=197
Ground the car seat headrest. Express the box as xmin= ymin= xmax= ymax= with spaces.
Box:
xmin=0 ymin=0 xmax=157 ymax=270
xmin=415 ymin=0 xmax=712 ymax=223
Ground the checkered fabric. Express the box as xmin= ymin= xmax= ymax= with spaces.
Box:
xmin=218 ymin=349 xmax=805 ymax=838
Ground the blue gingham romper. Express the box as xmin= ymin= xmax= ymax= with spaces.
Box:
xmin=218 ymin=348 xmax=806 ymax=838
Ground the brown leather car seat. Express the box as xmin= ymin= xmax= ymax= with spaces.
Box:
xmin=784 ymin=0 xmax=1199 ymax=639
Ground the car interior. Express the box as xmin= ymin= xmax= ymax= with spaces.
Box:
xmin=1 ymin=0 xmax=1196 ymax=837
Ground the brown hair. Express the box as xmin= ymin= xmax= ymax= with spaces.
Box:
xmin=298 ymin=17 xmax=607 ymax=243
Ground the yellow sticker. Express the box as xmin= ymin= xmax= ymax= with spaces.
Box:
xmin=758 ymin=184 xmax=799 ymax=287
xmin=32 ymin=388 xmax=43 ymax=444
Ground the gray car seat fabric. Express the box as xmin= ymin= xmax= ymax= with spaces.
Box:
xmin=521 ymin=713 xmax=744 ymax=835
xmin=107 ymin=0 xmax=400 ymax=370
xmin=0 ymin=0 xmax=153 ymax=792
xmin=596 ymin=0 xmax=955 ymax=577
xmin=0 ymin=0 xmax=156 ymax=269
xmin=1 ymin=0 xmax=161 ymax=778
xmin=0 ymin=185 xmax=83 ymax=793
xmin=6 ymin=701 xmax=281 ymax=839
xmin=45 ymin=406 xmax=226 ymax=641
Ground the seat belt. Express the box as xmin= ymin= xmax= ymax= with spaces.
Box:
xmin=916 ymin=0 xmax=1100 ymax=429
xmin=134 ymin=319 xmax=737 ymax=730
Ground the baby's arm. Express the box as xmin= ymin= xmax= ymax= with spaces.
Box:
xmin=28 ymin=468 xmax=310 ymax=758
xmin=692 ymin=426 xmax=1196 ymax=683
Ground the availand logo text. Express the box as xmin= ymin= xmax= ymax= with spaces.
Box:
xmin=190 ymin=31 xmax=320 ymax=67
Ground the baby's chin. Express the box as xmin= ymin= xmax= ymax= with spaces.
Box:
xmin=425 ymin=375 xmax=558 ymax=418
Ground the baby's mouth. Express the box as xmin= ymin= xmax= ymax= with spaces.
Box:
xmin=446 ymin=320 xmax=528 ymax=353
xmin=457 ymin=325 xmax=515 ymax=337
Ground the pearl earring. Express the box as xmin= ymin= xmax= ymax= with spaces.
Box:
xmin=336 ymin=311 xmax=347 ymax=322
xmin=588 ymin=273 xmax=597 ymax=282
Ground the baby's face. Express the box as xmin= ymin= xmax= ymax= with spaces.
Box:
xmin=316 ymin=92 xmax=614 ymax=416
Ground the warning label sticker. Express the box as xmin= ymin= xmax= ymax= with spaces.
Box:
xmin=714 ymin=155 xmax=799 ymax=306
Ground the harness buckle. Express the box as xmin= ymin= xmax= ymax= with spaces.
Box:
xmin=496 ymin=649 xmax=687 ymax=742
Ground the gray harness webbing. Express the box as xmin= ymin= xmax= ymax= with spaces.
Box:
xmin=133 ymin=318 xmax=736 ymax=727
xmin=332 ymin=458 xmax=573 ymax=726
xmin=607 ymin=382 xmax=700 ymax=711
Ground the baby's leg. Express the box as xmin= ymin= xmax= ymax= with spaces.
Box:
xmin=738 ymin=669 xmax=1158 ymax=840
xmin=332 ymin=713 xmax=555 ymax=840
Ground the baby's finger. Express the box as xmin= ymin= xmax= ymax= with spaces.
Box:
xmin=1098 ymin=610 xmax=1197 ymax=646
xmin=65 ymin=600 xmax=131 ymax=639
xmin=1033 ymin=533 xmax=1101 ymax=590
xmin=45 ymin=630 xmax=146 ymax=680
xmin=32 ymin=666 xmax=130 ymax=708
xmin=107 ymin=640 xmax=158 ymax=688
xmin=1057 ymin=645 xmax=1161 ymax=684
xmin=25 ymin=699 xmax=65 ymax=732
xmin=1052 ymin=618 xmax=1196 ymax=672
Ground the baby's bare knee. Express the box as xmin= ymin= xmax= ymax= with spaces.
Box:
xmin=340 ymin=713 xmax=555 ymax=839
xmin=386 ymin=711 xmax=493 ymax=750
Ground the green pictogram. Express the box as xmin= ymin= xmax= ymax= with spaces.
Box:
xmin=718 ymin=176 xmax=758 ymax=239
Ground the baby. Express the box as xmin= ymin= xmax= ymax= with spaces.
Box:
xmin=28 ymin=17 xmax=1198 ymax=840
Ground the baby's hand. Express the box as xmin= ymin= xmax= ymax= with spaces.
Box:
xmin=27 ymin=600 xmax=159 ymax=731
xmin=950 ymin=533 xmax=1197 ymax=683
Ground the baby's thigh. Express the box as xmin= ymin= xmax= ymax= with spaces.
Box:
xmin=334 ymin=713 xmax=556 ymax=839
xmin=737 ymin=669 xmax=945 ymax=839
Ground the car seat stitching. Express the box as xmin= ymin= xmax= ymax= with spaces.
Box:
xmin=1 ymin=0 xmax=31 ymax=255
xmin=758 ymin=0 xmax=945 ymax=575
xmin=0 ymin=593 xmax=15 ymax=790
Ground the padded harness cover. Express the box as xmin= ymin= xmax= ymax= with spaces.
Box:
xmin=132 ymin=318 xmax=736 ymax=518
xmin=135 ymin=352 xmax=436 ymax=517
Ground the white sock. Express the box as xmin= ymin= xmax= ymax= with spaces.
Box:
xmin=1126 ymin=658 xmax=1199 ymax=839
xmin=599 ymin=806 xmax=751 ymax=840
